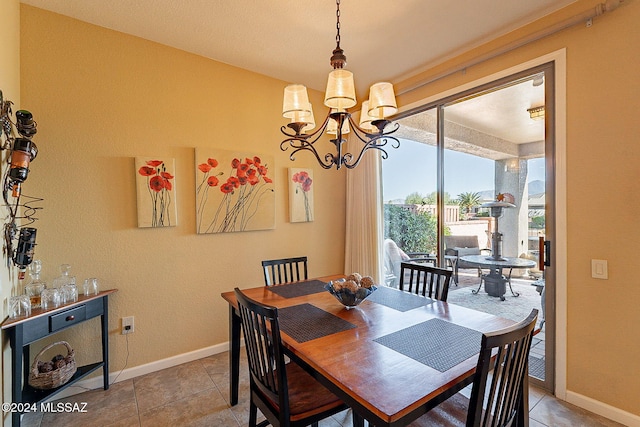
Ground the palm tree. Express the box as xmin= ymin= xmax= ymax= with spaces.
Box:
xmin=457 ymin=192 xmax=482 ymax=218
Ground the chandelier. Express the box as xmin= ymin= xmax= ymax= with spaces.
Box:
xmin=279 ymin=0 xmax=400 ymax=170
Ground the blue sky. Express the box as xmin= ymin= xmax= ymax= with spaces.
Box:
xmin=382 ymin=138 xmax=545 ymax=202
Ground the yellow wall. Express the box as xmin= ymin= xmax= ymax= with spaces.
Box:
xmin=16 ymin=3 xmax=345 ymax=391
xmin=6 ymin=0 xmax=639 ymax=422
xmin=394 ymin=0 xmax=640 ymax=417
xmin=0 ymin=0 xmax=21 ymax=424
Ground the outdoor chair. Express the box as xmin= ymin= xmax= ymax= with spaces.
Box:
xmin=398 ymin=262 xmax=452 ymax=301
xmin=415 ymin=309 xmax=539 ymax=426
xmin=261 ymin=256 xmax=308 ymax=286
xmin=234 ymin=288 xmax=354 ymax=427
xmin=444 ymin=235 xmax=491 ymax=284
xmin=384 ymin=239 xmax=435 ymax=288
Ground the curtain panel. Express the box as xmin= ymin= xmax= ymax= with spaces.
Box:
xmin=344 ymin=129 xmax=384 ymax=283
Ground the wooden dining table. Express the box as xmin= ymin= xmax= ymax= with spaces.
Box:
xmin=221 ymin=275 xmax=524 ymax=426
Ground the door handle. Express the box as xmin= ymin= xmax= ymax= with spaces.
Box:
xmin=544 ymin=240 xmax=551 ymax=267
xmin=538 ymin=237 xmax=551 ymax=269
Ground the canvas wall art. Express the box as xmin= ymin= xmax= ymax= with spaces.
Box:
xmin=289 ymin=168 xmax=314 ymax=223
xmin=195 ymin=148 xmax=275 ymax=234
xmin=135 ymin=157 xmax=178 ymax=228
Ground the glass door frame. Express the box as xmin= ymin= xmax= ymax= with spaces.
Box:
xmin=392 ymin=62 xmax=556 ymax=392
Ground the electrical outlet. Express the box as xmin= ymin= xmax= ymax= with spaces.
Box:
xmin=122 ymin=316 xmax=134 ymax=334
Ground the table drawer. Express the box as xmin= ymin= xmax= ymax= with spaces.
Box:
xmin=49 ymin=305 xmax=87 ymax=333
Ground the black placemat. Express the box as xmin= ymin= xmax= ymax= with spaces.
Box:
xmin=366 ymin=286 xmax=435 ymax=312
xmin=374 ymin=318 xmax=482 ymax=372
xmin=278 ymin=303 xmax=356 ymax=343
xmin=266 ymin=280 xmax=327 ymax=298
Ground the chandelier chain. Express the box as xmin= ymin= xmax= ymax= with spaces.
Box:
xmin=335 ymin=0 xmax=341 ymax=47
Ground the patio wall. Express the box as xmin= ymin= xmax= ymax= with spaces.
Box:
xmin=446 ymin=219 xmax=491 ymax=250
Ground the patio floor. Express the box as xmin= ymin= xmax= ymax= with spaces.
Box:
xmin=448 ymin=268 xmax=546 ymax=380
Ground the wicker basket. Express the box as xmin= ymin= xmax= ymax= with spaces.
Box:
xmin=28 ymin=341 xmax=77 ymax=390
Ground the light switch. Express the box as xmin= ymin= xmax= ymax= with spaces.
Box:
xmin=591 ymin=259 xmax=608 ymax=279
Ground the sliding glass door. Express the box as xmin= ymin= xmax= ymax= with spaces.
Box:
xmin=382 ymin=64 xmax=554 ymax=391
xmin=382 ymin=109 xmax=438 ymax=288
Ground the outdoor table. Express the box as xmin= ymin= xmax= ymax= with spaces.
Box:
xmin=460 ymin=255 xmax=536 ymax=300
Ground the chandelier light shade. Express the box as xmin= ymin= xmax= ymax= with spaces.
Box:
xmin=327 ymin=111 xmax=350 ymax=135
xmin=368 ymin=82 xmax=398 ymax=119
xmin=279 ymin=0 xmax=400 ymax=170
xmin=358 ymin=101 xmax=376 ymax=132
xmin=282 ymin=84 xmax=311 ymax=119
xmin=324 ymin=70 xmax=357 ymax=110
xmin=301 ymin=103 xmax=316 ymax=133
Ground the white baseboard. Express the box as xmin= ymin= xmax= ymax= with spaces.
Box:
xmin=565 ymin=390 xmax=640 ymax=427
xmin=49 ymin=342 xmax=231 ymax=401
xmin=45 ymin=342 xmax=640 ymax=427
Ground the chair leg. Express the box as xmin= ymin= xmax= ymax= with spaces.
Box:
xmin=352 ymin=410 xmax=366 ymax=427
xmin=454 ymin=261 xmax=459 ymax=284
xmin=249 ymin=400 xmax=258 ymax=427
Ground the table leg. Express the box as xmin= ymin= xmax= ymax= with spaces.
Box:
xmin=229 ymin=305 xmax=241 ymax=406
xmin=10 ymin=324 xmax=24 ymax=427
xmin=506 ymin=267 xmax=520 ymax=297
xmin=471 ymin=278 xmax=484 ymax=295
xmin=451 ymin=258 xmax=459 ymax=284
xmin=23 ymin=344 xmax=30 ymax=391
xmin=102 ymin=295 xmax=110 ymax=390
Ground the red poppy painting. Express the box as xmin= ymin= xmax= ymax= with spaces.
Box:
xmin=135 ymin=157 xmax=178 ymax=228
xmin=195 ymin=148 xmax=275 ymax=234
xmin=288 ymin=168 xmax=314 ymax=223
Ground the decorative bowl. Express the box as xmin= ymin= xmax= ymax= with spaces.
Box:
xmin=324 ymin=280 xmax=377 ymax=309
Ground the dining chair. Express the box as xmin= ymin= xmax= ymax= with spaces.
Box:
xmin=234 ymin=288 xmax=353 ymax=427
xmin=261 ymin=256 xmax=308 ymax=286
xmin=398 ymin=262 xmax=453 ymax=301
xmin=415 ymin=309 xmax=539 ymax=427
xmin=384 ymin=239 xmax=436 ymax=288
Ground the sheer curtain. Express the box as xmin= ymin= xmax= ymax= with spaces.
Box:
xmin=344 ymin=130 xmax=384 ymax=284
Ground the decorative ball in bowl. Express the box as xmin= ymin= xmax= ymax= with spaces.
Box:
xmin=325 ymin=273 xmax=377 ymax=309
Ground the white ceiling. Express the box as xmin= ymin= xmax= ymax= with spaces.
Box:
xmin=20 ymin=0 xmax=569 ymax=146
xmin=20 ymin=0 xmax=573 ymax=96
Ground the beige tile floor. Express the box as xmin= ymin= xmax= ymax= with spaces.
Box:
xmin=21 ymin=350 xmax=624 ymax=427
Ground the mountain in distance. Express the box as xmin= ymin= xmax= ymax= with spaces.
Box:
xmin=528 ymin=180 xmax=545 ymax=195
xmin=478 ymin=180 xmax=545 ymax=200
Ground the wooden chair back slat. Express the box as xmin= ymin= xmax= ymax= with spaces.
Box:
xmin=469 ymin=309 xmax=539 ymax=427
xmin=399 ymin=262 xmax=452 ymax=301
xmin=261 ymin=256 xmax=308 ymax=286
